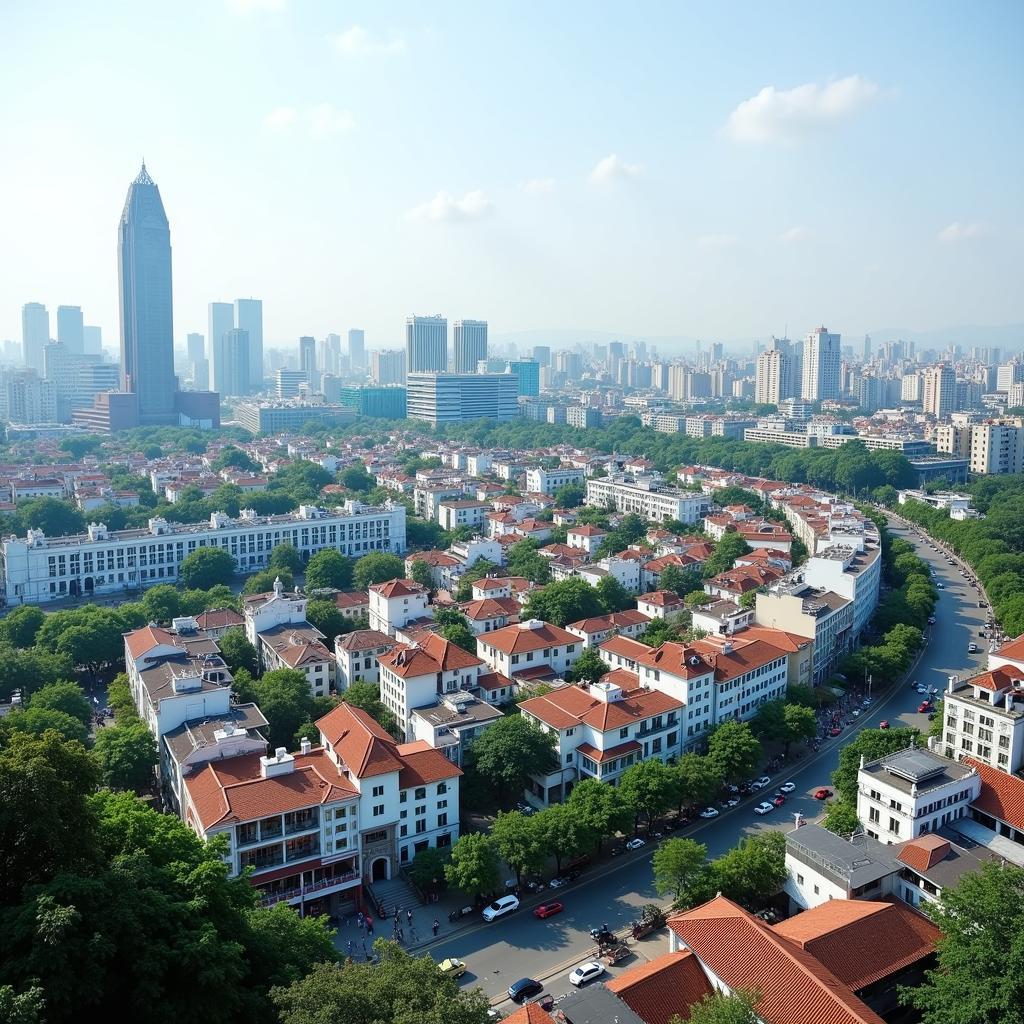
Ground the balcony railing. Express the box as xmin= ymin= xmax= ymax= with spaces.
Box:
xmin=256 ymin=870 xmax=360 ymax=908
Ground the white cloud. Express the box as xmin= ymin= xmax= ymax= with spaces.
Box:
xmin=227 ymin=0 xmax=286 ymax=12
xmin=589 ymin=154 xmax=642 ymax=184
xmin=724 ymin=75 xmax=880 ymax=144
xmin=264 ymin=104 xmax=355 ymax=139
xmin=331 ymin=26 xmax=407 ymax=56
xmin=697 ymin=233 xmax=738 ymax=249
xmin=409 ymin=190 xmax=494 ymax=223
xmin=780 ymin=225 xmax=812 ymax=243
xmin=937 ymin=221 xmax=988 ymax=243
xmin=522 ymin=177 xmax=556 ymax=194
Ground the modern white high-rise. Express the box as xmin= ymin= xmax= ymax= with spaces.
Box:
xmin=235 ymin=298 xmax=263 ymax=391
xmin=348 ymin=329 xmax=365 ymax=371
xmin=299 ymin=336 xmax=317 ymax=379
xmin=922 ymin=364 xmax=956 ymax=419
xmin=996 ymin=360 xmax=1024 ymax=394
xmin=755 ymin=337 xmax=800 ymax=406
xmin=801 ymin=326 xmax=841 ymax=402
xmin=405 ymin=315 xmax=447 ymax=373
xmin=56 ymin=305 xmax=84 ymax=354
xmin=371 ymin=349 xmax=406 ymax=386
xmin=208 ymin=302 xmax=234 ymax=395
xmin=220 ymin=329 xmax=251 ymax=397
xmin=406 ymin=372 xmax=518 ymax=426
xmin=21 ymin=302 xmax=49 ymax=374
xmin=453 ymin=319 xmax=487 ymax=373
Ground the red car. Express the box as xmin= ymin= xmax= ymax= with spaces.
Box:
xmin=533 ymin=901 xmax=564 ymax=920
xmin=917 ymin=701 xmax=932 ymax=713
xmin=879 ymin=720 xmax=890 ymax=729
xmin=814 ymin=788 xmax=832 ymax=800
xmin=773 ymin=795 xmax=786 ymax=807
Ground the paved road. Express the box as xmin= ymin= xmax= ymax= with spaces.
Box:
xmin=422 ymin=520 xmax=990 ymax=1007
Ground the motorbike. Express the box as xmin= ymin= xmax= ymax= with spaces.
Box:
xmin=448 ymin=906 xmax=475 ymax=923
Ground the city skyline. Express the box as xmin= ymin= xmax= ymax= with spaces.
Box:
xmin=2 ymin=2 xmax=1022 ymax=350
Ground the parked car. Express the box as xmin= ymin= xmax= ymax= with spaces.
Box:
xmin=722 ymin=797 xmax=739 ymax=809
xmin=918 ymin=701 xmax=932 ymax=713
xmin=755 ymin=776 xmax=772 ymax=788
xmin=814 ymin=788 xmax=833 ymax=800
xmin=534 ymin=901 xmax=564 ymax=920
xmin=569 ymin=961 xmax=605 ymax=987
xmin=699 ymin=807 xmax=720 ymax=819
xmin=779 ymin=781 xmax=796 ymax=793
xmin=851 ymin=708 xmax=861 ymax=717
xmin=439 ymin=958 xmax=467 ymax=979
xmin=548 ymin=877 xmax=567 ymax=889
xmin=754 ymin=801 xmax=774 ymax=815
xmin=968 ymin=642 xmax=978 ymax=653
xmin=937 ymin=582 xmax=944 ymax=589
xmin=772 ymin=795 xmax=787 ymax=807
xmin=879 ymin=720 xmax=890 ymax=729
xmin=482 ymin=895 xmax=520 ymax=922
xmin=507 ymin=978 xmax=543 ymax=1003
xmin=625 ymin=837 xmax=646 ymax=850
xmin=927 ymin=616 xmax=936 ymax=625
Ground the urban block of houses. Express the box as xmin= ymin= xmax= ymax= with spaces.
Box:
xmin=566 ymin=610 xmax=650 ymax=647
xmin=636 ymin=589 xmax=685 ymax=619
xmin=476 ymin=618 xmax=584 ymax=686
xmin=368 ymin=578 xmax=433 ymax=636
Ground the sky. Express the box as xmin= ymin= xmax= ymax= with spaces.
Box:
xmin=1 ymin=0 xmax=1022 ymax=355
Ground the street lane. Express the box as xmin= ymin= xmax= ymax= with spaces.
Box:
xmin=426 ymin=518 xmax=989 ymax=1004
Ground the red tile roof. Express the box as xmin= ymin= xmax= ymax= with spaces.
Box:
xmin=501 ymin=1005 xmax=556 ymax=1024
xmin=567 ymin=610 xmax=650 ymax=633
xmin=378 ymin=633 xmax=482 ymax=678
xmin=771 ymin=898 xmax=940 ymax=992
xmin=637 ymin=590 xmax=684 ymax=608
xmin=637 ymin=642 xmax=715 ymax=678
xmin=334 ymin=590 xmax=369 ymax=610
xmin=481 ymin=620 xmax=579 ymax=654
xmin=370 ymin=578 xmax=427 ymax=598
xmin=692 ymin=634 xmax=788 ymax=683
xmin=963 ymin=756 xmax=1024 ymax=830
xmin=605 ymin=950 xmax=713 ymax=1024
xmin=575 ymin=739 xmax=641 ymax=763
xmin=396 ymin=746 xmax=463 ymax=788
xmin=598 ymin=635 xmax=652 ymax=660
xmin=668 ymin=895 xmax=887 ymax=1024
xmin=316 ymin=702 xmax=405 ymax=778
xmin=567 ymin=525 xmax=606 ymax=537
xmin=897 ymin=834 xmax=952 ymax=872
xmin=125 ymin=625 xmax=179 ymax=660
xmin=520 ymin=684 xmax=681 ymax=733
xmin=965 ymin=667 xmax=1017 ymax=692
xmin=993 ymin=633 xmax=1024 ymax=661
xmin=461 ymin=597 xmax=521 ymax=621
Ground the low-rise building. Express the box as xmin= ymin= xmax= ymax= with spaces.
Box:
xmin=585 ymin=474 xmax=712 ymax=524
xmin=368 ymin=578 xmax=432 ymax=636
xmin=476 ymin=618 xmax=583 ymax=684
xmin=410 ymin=690 xmax=504 ymax=765
xmin=566 ymin=524 xmax=606 ymax=555
xmin=525 ymin=466 xmax=586 ymax=496
xmin=636 ymin=589 xmax=684 ymax=619
xmin=566 ymin=610 xmax=650 ymax=647
xmin=334 ymin=629 xmax=396 ymax=692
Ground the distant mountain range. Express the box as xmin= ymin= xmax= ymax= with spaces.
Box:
xmin=492 ymin=324 xmax=1023 ymax=357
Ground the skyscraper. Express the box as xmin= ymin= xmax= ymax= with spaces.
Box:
xmin=187 ymin=333 xmax=208 ymax=390
xmin=208 ymin=301 xmax=234 ymax=395
xmin=533 ymin=345 xmax=551 ymax=367
xmin=235 ymin=298 xmax=263 ymax=391
xmin=371 ymin=349 xmax=406 ymax=386
xmin=922 ymin=364 xmax=956 ymax=418
xmin=57 ymin=305 xmax=84 ymax=354
xmin=299 ymin=336 xmax=317 ymax=380
xmin=119 ymin=164 xmax=177 ymax=422
xmin=755 ymin=337 xmax=800 ymax=406
xmin=453 ymin=319 xmax=487 ymax=373
xmin=83 ymin=325 xmax=102 ymax=355
xmin=220 ymin=329 xmax=251 ymax=397
xmin=21 ymin=302 xmax=49 ymax=373
xmin=348 ymin=329 xmax=365 ymax=371
xmin=507 ymin=359 xmax=540 ymax=397
xmin=800 ymin=326 xmax=841 ymax=402
xmin=406 ymin=315 xmax=447 ymax=373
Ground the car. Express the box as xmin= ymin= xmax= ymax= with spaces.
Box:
xmin=699 ymin=806 xmax=720 ymax=818
xmin=720 ymin=797 xmax=739 ymax=809
xmin=439 ymin=958 xmax=467 ymax=979
xmin=568 ymin=961 xmax=605 ymax=987
xmin=723 ymin=783 xmax=739 ymax=794
xmin=754 ymin=801 xmax=774 ymax=815
xmin=918 ymin=701 xmax=932 ymax=713
xmin=879 ymin=720 xmax=890 ymax=729
xmin=749 ymin=780 xmax=764 ymax=791
xmin=936 ymin=582 xmax=944 ymax=589
xmin=625 ymin=837 xmax=646 ymax=851
xmin=968 ymin=643 xmax=978 ymax=653
xmin=927 ymin=616 xmax=936 ymax=625
xmin=756 ymin=776 xmax=771 ymax=788
xmin=779 ymin=781 xmax=796 ymax=793
xmin=533 ymin=901 xmax=564 ymax=919
xmin=507 ymin=978 xmax=543 ymax=1003
xmin=773 ymin=795 xmax=787 ymax=807
xmin=851 ymin=708 xmax=861 ymax=717
xmin=814 ymin=788 xmax=833 ymax=800
xmin=482 ymin=895 xmax=520 ymax=922
xmin=862 ymin=698 xmax=873 ymax=707
xmin=548 ymin=877 xmax=567 ymax=889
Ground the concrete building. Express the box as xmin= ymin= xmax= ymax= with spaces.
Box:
xmin=922 ymin=364 xmax=955 ymax=418
xmin=1 ymin=500 xmax=405 ymax=604
xmin=334 ymin=629 xmax=396 ymax=693
xmin=406 ymin=372 xmax=519 ymax=426
xmin=406 ymin=315 xmax=447 ymax=373
xmin=235 ymin=298 xmax=264 ymax=391
xmin=507 ymin=359 xmax=540 ymax=397
xmin=274 ymin=368 xmax=308 ymax=399
xmin=368 ymin=578 xmax=432 ymax=636
xmin=347 ymin=329 xmax=365 ymax=371
xmin=56 ymin=304 xmax=84 ymax=353
xmin=525 ymin=466 xmax=586 ymax=496
xmin=219 ymin=328 xmax=251 ymax=396
xmin=371 ymin=349 xmax=406 ymax=385
xmin=755 ymin=338 xmax=800 ymax=405
xmin=21 ymin=302 xmax=50 ymax=374
xmin=585 ymin=474 xmax=711 ymax=524
xmin=452 ymin=319 xmax=487 ymax=373
xmin=969 ymin=420 xmax=1024 ymax=475
xmin=801 ymin=326 xmax=841 ymax=402
xmin=234 ymin=401 xmax=355 ymax=433
xmin=208 ymin=301 xmax=234 ymax=396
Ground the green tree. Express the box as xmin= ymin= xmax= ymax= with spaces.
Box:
xmin=306 ymin=599 xmax=347 ymax=644
xmin=464 ymin=715 xmax=556 ymax=807
xmin=831 ymin=727 xmax=918 ymax=805
xmin=506 ymin=540 xmax=551 ymax=585
xmin=341 ymin=464 xmax=376 ymax=492
xmin=105 ymin=673 xmax=136 ymax=722
xmin=253 ymin=669 xmax=315 ymax=749
xmin=710 ymin=831 xmax=786 ymax=910
xmin=901 ymin=861 xmax=1024 ymax=1024
xmin=567 ymin=778 xmax=633 ymax=853
xmin=244 ymin=567 xmax=295 ymax=595
xmin=679 ymin=989 xmax=761 ymax=1024
xmin=821 ymin=800 xmax=861 ymax=836
xmin=444 ymin=833 xmax=501 ymax=897
xmin=342 ymin=681 xmax=399 ymax=736
xmin=702 ymin=532 xmax=753 ymax=579
xmin=438 ymin=623 xmax=477 ymax=654
xmin=408 ymin=847 xmax=450 ymax=894
xmin=16 ymin=497 xmax=86 ymax=537
xmin=750 ymin=700 xmax=816 ymax=756
xmin=0 ymin=644 xmax=71 ymax=702
xmin=219 ymin=627 xmax=260 ymax=676
xmin=490 ymin=811 xmax=545 ymax=885
xmin=213 ymin=445 xmax=259 ymax=472
xmin=408 ymin=558 xmax=436 ymax=591
xmin=619 ymin=759 xmax=676 ymax=829
xmin=0 ymin=605 xmax=45 ymax=649
xmin=533 ymin=801 xmax=595 ymax=874
xmin=673 ymin=752 xmax=722 ymax=814
xmin=271 ymin=942 xmax=494 ymax=1024
xmin=554 ymin=482 xmax=585 ymax=508
xmin=178 ymin=546 xmax=236 ymax=590
xmin=707 ymin=720 xmax=762 ymax=784
xmin=92 ymin=721 xmax=158 ymax=792
xmin=353 ymin=552 xmax=405 ymax=590
xmin=568 ymin=646 xmax=608 ymax=684
xmin=268 ymin=542 xmax=305 ymax=575
xmin=596 ymin=573 xmax=633 ymax=612
xmin=305 ymin=548 xmax=354 ymax=591
xmin=26 ymin=681 xmax=92 ymax=729
xmin=653 ymin=837 xmax=711 ymax=905
xmin=0 ymin=985 xmax=45 ymax=1024
xmin=658 ymin=564 xmax=701 ymax=598
xmin=140 ymin=584 xmax=182 ymax=623
xmin=0 ymin=706 xmax=90 ymax=746
xmin=523 ymin=576 xmax=605 ymax=627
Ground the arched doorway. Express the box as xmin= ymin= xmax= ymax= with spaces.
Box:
xmin=84 ymin=577 xmax=94 ymax=594
xmin=371 ymin=857 xmax=390 ymax=882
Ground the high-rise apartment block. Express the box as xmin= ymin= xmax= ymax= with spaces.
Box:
xmin=21 ymin=302 xmax=49 ymax=374
xmin=755 ymin=337 xmax=800 ymax=405
xmin=220 ymin=329 xmax=251 ymax=397
xmin=969 ymin=421 xmax=1024 ymax=476
xmin=406 ymin=315 xmax=447 ymax=373
xmin=533 ymin=345 xmax=551 ymax=366
xmin=235 ymin=298 xmax=264 ymax=391
xmin=208 ymin=301 xmax=234 ymax=396
xmin=922 ymin=364 xmax=956 ymax=418
xmin=997 ymin=360 xmax=1024 ymax=394
xmin=347 ymin=329 xmax=365 ymax=371
xmin=453 ymin=319 xmax=487 ymax=373
xmin=507 ymin=359 xmax=540 ymax=397
xmin=56 ymin=305 xmax=84 ymax=354
xmin=119 ymin=165 xmax=177 ymax=423
xmin=801 ymin=326 xmax=841 ymax=402
xmin=371 ymin=349 xmax=406 ymax=386
xmin=186 ymin=333 xmax=209 ymax=391
xmin=299 ymin=336 xmax=317 ymax=382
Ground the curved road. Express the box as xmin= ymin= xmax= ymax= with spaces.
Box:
xmin=426 ymin=519 xmax=989 ymax=1006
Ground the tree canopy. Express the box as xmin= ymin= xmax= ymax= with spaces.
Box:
xmin=178 ymin=546 xmax=237 ymax=590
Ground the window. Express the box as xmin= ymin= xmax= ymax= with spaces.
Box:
xmin=869 ymin=807 xmax=880 ymax=824
xmin=889 ymin=817 xmax=900 ymax=835
xmin=813 ymin=884 xmax=819 ymax=895
xmin=437 ymin=813 xmax=447 ymax=827
xmin=372 ymin=784 xmax=384 ymax=798
xmin=414 ymin=787 xmax=426 ymax=800
xmin=619 ymin=727 xmax=630 ymax=739
xmin=797 ymin=873 xmax=804 ymax=885
xmin=437 ymin=782 xmax=447 ymax=795
xmin=415 ymin=819 xmax=427 ymax=834
xmin=373 ymin=804 xmax=384 ymax=817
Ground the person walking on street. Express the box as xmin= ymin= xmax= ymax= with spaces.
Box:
xmin=433 ymin=918 xmax=440 ymax=937
xmin=406 ymin=908 xmax=413 ymax=926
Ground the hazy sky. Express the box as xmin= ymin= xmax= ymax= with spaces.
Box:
xmin=2 ymin=1 xmax=1022 ymax=354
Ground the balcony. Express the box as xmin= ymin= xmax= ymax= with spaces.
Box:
xmin=257 ymin=870 xmax=361 ymax=908
xmin=637 ymin=717 xmax=678 ymax=738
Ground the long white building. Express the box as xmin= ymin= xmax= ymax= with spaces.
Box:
xmin=585 ymin=474 xmax=712 ymax=524
xmin=406 ymin=372 xmax=519 ymax=426
xmin=1 ymin=500 xmax=406 ymax=604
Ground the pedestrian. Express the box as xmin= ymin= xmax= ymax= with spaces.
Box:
xmin=406 ymin=908 xmax=413 ymax=926
xmin=433 ymin=918 xmax=440 ymax=937
xmin=366 ymin=918 xmax=373 ymax=936
xmin=346 ymin=939 xmax=353 ymax=957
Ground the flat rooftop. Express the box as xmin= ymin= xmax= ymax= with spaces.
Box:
xmin=862 ymin=745 xmax=977 ymax=796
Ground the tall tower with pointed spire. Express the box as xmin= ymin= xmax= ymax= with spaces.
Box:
xmin=118 ymin=163 xmax=176 ymax=423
